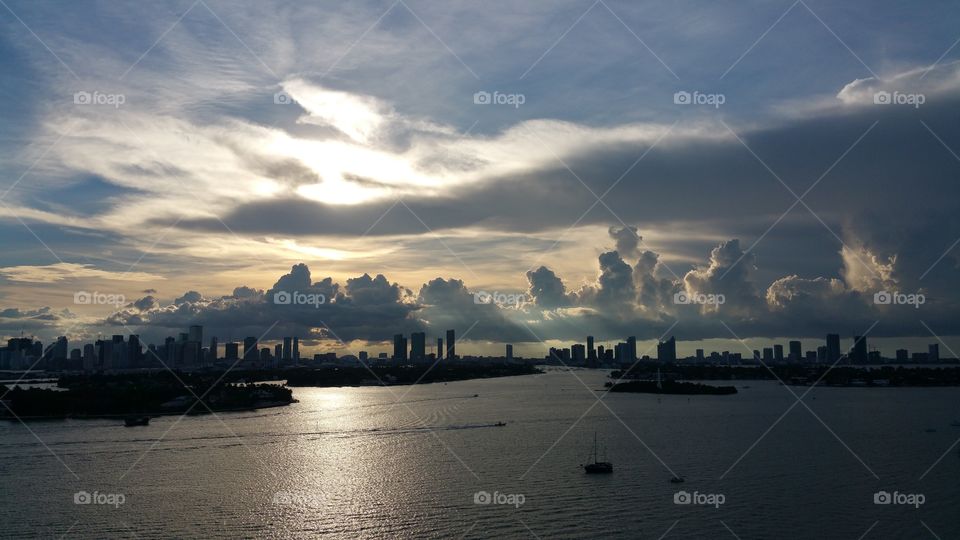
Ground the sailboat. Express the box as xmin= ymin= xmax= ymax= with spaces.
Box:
xmin=583 ymin=432 xmax=613 ymax=474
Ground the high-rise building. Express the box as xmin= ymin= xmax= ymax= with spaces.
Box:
xmin=851 ymin=336 xmax=868 ymax=363
xmin=437 ymin=338 xmax=443 ymax=360
xmin=571 ymin=343 xmax=586 ymax=363
xmin=188 ymin=325 xmax=203 ymax=344
xmin=929 ymin=344 xmax=940 ymax=362
xmin=896 ymin=349 xmax=909 ymax=362
xmin=225 ymin=342 xmax=239 ymax=360
xmin=762 ymin=348 xmax=774 ymax=362
xmin=826 ymin=334 xmax=841 ymax=363
xmin=773 ymin=344 xmax=784 ymax=363
xmin=446 ymin=329 xmax=455 ymax=360
xmin=243 ymin=337 xmax=258 ymax=361
xmin=359 ymin=351 xmax=368 ymax=363
xmin=506 ymin=344 xmax=513 ymax=361
xmin=393 ymin=334 xmax=407 ymax=362
xmin=817 ymin=346 xmax=827 ymax=363
xmin=789 ymin=341 xmax=802 ymax=362
xmin=82 ymin=343 xmax=95 ymax=371
xmin=657 ymin=337 xmax=677 ymax=363
xmin=209 ymin=337 xmax=218 ymax=362
xmin=587 ymin=336 xmax=595 ymax=361
xmin=410 ymin=332 xmax=426 ymax=361
xmin=274 ymin=344 xmax=282 ymax=361
xmin=293 ymin=337 xmax=300 ymax=361
xmin=282 ymin=337 xmax=292 ymax=360
xmin=627 ymin=336 xmax=637 ymax=362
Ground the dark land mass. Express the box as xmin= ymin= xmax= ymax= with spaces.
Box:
xmin=612 ymin=365 xmax=960 ymax=387
xmin=607 ymin=380 xmax=738 ymax=395
xmin=0 ymin=363 xmax=541 ymax=420
xmin=1 ymin=371 xmax=293 ymax=419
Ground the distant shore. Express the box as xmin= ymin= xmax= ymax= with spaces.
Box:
xmin=1 ymin=363 xmax=541 ymax=421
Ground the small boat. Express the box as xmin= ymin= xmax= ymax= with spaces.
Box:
xmin=583 ymin=432 xmax=613 ymax=474
xmin=670 ymin=476 xmax=685 ymax=483
xmin=494 ymin=421 xmax=507 ymax=427
xmin=124 ymin=416 xmax=150 ymax=427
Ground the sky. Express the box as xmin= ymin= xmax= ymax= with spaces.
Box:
xmin=1 ymin=0 xmax=960 ymax=357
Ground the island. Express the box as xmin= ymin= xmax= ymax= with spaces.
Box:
xmin=0 ymin=371 xmax=294 ymax=420
xmin=606 ymin=380 xmax=738 ymax=395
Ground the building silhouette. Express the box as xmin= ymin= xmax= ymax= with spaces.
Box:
xmin=446 ymin=329 xmax=455 ymax=360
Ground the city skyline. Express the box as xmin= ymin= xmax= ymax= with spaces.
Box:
xmin=2 ymin=2 xmax=960 ymax=357
xmin=4 ymin=320 xmax=952 ymax=373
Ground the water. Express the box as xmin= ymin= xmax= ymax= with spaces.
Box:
xmin=1 ymin=369 xmax=958 ymax=539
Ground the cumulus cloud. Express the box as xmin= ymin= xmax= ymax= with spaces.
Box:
xmin=608 ymin=225 xmax=641 ymax=259
xmin=525 ymin=266 xmax=572 ymax=308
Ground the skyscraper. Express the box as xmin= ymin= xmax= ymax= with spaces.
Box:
xmin=587 ymin=336 xmax=595 ymax=361
xmin=773 ymin=344 xmax=784 ymax=363
xmin=627 ymin=336 xmax=637 ymax=362
xmin=928 ymin=343 xmax=939 ymax=362
xmin=188 ymin=325 xmax=203 ymax=344
xmin=446 ymin=329 xmax=455 ymax=360
xmin=393 ymin=334 xmax=407 ymax=362
xmin=225 ymin=342 xmax=239 ymax=360
xmin=826 ymin=334 xmax=841 ymax=363
xmin=657 ymin=337 xmax=676 ymax=363
xmin=789 ymin=341 xmax=802 ymax=362
xmin=506 ymin=344 xmax=513 ymax=361
xmin=293 ymin=337 xmax=300 ymax=361
xmin=437 ymin=338 xmax=443 ymax=360
xmin=851 ymin=336 xmax=868 ymax=363
xmin=209 ymin=337 xmax=218 ymax=362
xmin=243 ymin=337 xmax=258 ymax=361
xmin=282 ymin=337 xmax=292 ymax=361
xmin=410 ymin=332 xmax=426 ymax=361
xmin=571 ymin=343 xmax=586 ymax=363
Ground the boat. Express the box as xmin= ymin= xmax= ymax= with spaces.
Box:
xmin=494 ymin=421 xmax=507 ymax=427
xmin=583 ymin=432 xmax=613 ymax=474
xmin=670 ymin=476 xmax=685 ymax=483
xmin=124 ymin=416 xmax=150 ymax=427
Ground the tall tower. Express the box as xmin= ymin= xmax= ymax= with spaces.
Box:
xmin=826 ymin=334 xmax=841 ymax=363
xmin=446 ymin=329 xmax=455 ymax=360
xmin=410 ymin=332 xmax=426 ymax=361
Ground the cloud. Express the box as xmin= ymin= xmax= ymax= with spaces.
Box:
xmin=608 ymin=225 xmax=641 ymax=259
xmin=0 ymin=263 xmax=162 ymax=284
xmin=525 ymin=266 xmax=572 ymax=308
